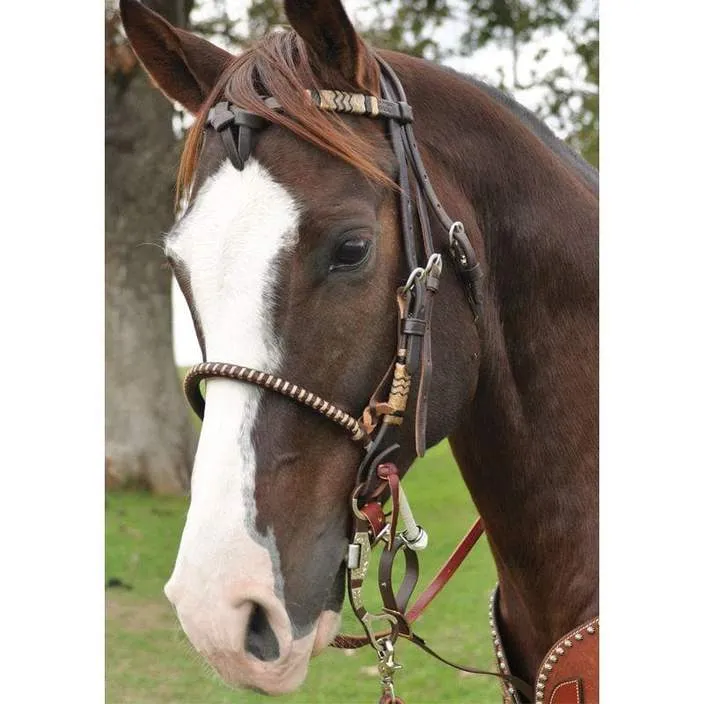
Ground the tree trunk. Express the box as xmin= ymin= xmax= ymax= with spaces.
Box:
xmin=105 ymin=0 xmax=196 ymax=494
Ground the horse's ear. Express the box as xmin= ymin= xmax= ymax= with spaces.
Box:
xmin=283 ymin=0 xmax=378 ymax=92
xmin=119 ymin=0 xmax=233 ymax=114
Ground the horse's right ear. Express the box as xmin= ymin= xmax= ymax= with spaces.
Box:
xmin=119 ymin=0 xmax=233 ymax=114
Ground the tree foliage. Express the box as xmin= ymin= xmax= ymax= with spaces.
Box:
xmin=194 ymin=0 xmax=598 ymax=166
xmin=360 ymin=0 xmax=598 ymax=165
xmin=106 ymin=0 xmax=197 ymax=494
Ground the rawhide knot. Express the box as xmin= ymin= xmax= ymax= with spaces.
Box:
xmin=377 ymin=462 xmax=399 ymax=480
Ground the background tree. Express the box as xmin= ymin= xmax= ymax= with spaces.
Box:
xmin=105 ymin=0 xmax=197 ymax=494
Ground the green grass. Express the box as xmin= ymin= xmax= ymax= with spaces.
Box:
xmin=106 ymin=441 xmax=501 ymax=703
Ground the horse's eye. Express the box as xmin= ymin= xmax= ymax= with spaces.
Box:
xmin=330 ymin=238 xmax=371 ymax=271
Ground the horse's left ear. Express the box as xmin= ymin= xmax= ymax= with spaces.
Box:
xmin=120 ymin=0 xmax=233 ymax=114
xmin=283 ymin=0 xmax=378 ymax=91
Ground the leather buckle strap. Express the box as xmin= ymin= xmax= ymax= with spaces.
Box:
xmin=449 ymin=221 xmax=483 ymax=318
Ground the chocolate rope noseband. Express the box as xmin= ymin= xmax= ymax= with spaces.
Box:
xmin=184 ymin=362 xmax=370 ymax=445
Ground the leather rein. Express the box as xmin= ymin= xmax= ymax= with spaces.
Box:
xmin=182 ymin=57 xmax=533 ymax=703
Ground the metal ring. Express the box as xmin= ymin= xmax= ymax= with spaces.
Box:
xmin=402 ymin=266 xmax=425 ymax=293
xmin=448 ymin=221 xmax=465 ymax=245
xmin=424 ymin=252 xmax=443 ymax=276
xmin=351 ymin=484 xmax=370 ymax=521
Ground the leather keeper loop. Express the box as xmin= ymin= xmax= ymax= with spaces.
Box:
xmin=396 ymin=101 xmax=414 ymax=123
xmin=402 ymin=317 xmax=427 ymax=336
xmin=360 ymin=502 xmax=386 ymax=539
xmin=426 ymin=274 xmax=440 ymax=293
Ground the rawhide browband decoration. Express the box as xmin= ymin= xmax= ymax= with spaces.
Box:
xmin=184 ymin=57 xmax=533 ymax=704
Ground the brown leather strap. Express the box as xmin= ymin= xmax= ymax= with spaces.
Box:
xmin=385 ymin=101 xmax=418 ymax=272
xmin=377 ymin=464 xmax=400 ymax=545
xmin=378 ymin=543 xmax=419 ymax=616
xmin=376 ymin=54 xmax=484 ymax=315
xmin=360 ymin=502 xmax=386 ymax=540
xmin=207 ymin=101 xmax=268 ymax=172
xmin=412 ymin=260 xmax=439 ymax=457
xmin=405 ymin=517 xmax=484 ymax=623
xmin=414 ymin=179 xmax=435 ymax=261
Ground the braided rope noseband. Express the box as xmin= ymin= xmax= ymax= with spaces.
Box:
xmin=184 ymin=362 xmax=370 ymax=446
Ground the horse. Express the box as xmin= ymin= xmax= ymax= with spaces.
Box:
xmin=119 ymin=0 xmax=598 ymax=701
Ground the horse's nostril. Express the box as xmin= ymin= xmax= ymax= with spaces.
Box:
xmin=245 ymin=603 xmax=280 ymax=662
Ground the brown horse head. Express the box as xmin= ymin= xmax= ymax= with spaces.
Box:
xmin=121 ymin=0 xmax=480 ymax=693
xmin=121 ymin=0 xmax=598 ymax=696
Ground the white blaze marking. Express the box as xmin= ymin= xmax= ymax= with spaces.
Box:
xmin=163 ymin=159 xmax=299 ymax=642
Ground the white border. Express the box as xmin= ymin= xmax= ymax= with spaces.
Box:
xmin=0 ymin=1 xmax=103 ymax=700
xmin=2 ymin=2 xmax=701 ymax=701
xmin=601 ymin=2 xmax=704 ymax=701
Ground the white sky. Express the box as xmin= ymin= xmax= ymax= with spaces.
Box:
xmin=173 ymin=0 xmax=596 ymax=365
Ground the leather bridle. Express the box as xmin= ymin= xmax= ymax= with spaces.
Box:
xmin=182 ymin=57 xmax=532 ymax=703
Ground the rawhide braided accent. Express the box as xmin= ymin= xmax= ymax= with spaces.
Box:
xmin=306 ymin=89 xmax=413 ymax=123
xmin=184 ymin=362 xmax=370 ymax=446
xmin=309 ymin=89 xmax=378 ymax=116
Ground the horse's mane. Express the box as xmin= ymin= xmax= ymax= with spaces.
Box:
xmin=177 ymin=30 xmax=389 ymax=205
xmin=453 ymin=69 xmax=598 ymax=192
xmin=178 ymin=31 xmax=598 ymax=207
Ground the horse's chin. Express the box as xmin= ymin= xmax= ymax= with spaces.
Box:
xmin=311 ymin=609 xmax=342 ymax=656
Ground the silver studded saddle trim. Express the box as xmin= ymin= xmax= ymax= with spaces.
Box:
xmin=489 ymin=585 xmax=524 ymax=704
xmin=534 ymin=616 xmax=599 ymax=703
xmin=490 ymin=584 xmax=600 ymax=704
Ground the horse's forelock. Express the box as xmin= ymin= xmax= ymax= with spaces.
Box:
xmin=176 ymin=30 xmax=390 ymax=209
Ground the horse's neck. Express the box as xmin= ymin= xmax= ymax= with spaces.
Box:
xmin=405 ymin=57 xmax=598 ymax=683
